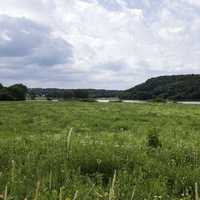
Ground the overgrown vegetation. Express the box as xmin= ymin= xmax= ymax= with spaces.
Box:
xmin=0 ymin=101 xmax=200 ymax=199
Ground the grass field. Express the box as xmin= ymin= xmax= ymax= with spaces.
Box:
xmin=0 ymin=101 xmax=200 ymax=200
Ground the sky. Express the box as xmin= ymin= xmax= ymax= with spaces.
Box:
xmin=0 ymin=0 xmax=200 ymax=89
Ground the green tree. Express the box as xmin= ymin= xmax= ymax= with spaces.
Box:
xmin=0 ymin=87 xmax=14 ymax=100
xmin=8 ymin=84 xmax=28 ymax=100
xmin=63 ymin=91 xmax=74 ymax=99
xmin=74 ymin=89 xmax=89 ymax=99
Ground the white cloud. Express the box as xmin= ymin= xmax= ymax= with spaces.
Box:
xmin=0 ymin=0 xmax=200 ymax=89
xmin=182 ymin=0 xmax=200 ymax=7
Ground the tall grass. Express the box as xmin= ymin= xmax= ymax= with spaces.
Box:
xmin=0 ymin=101 xmax=200 ymax=199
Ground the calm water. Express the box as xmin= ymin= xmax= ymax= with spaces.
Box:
xmin=122 ymin=100 xmax=146 ymax=103
xmin=123 ymin=100 xmax=200 ymax=105
xmin=178 ymin=101 xmax=200 ymax=105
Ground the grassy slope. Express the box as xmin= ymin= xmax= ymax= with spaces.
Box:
xmin=0 ymin=101 xmax=200 ymax=199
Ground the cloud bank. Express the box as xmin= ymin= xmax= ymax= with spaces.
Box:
xmin=0 ymin=0 xmax=200 ymax=89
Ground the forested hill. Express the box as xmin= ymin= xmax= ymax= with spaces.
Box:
xmin=121 ymin=74 xmax=200 ymax=100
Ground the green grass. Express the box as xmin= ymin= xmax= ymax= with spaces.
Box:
xmin=0 ymin=101 xmax=200 ymax=199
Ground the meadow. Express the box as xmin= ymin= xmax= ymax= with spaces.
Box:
xmin=0 ymin=101 xmax=200 ymax=200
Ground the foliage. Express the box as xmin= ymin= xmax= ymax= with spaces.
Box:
xmin=151 ymin=97 xmax=167 ymax=103
xmin=0 ymin=102 xmax=200 ymax=199
xmin=0 ymin=87 xmax=14 ymax=100
xmin=8 ymin=84 xmax=28 ymax=100
xmin=29 ymin=88 xmax=121 ymax=100
xmin=147 ymin=130 xmax=162 ymax=148
xmin=122 ymin=74 xmax=200 ymax=100
xmin=0 ymin=83 xmax=28 ymax=101
xmin=73 ymin=89 xmax=89 ymax=99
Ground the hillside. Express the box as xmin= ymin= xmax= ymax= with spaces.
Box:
xmin=121 ymin=74 xmax=200 ymax=100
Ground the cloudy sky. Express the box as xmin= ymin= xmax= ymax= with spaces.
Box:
xmin=0 ymin=0 xmax=200 ymax=89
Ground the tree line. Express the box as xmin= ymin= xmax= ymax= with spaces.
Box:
xmin=0 ymin=83 xmax=28 ymax=100
xmin=2 ymin=74 xmax=200 ymax=101
xmin=0 ymin=83 xmax=121 ymax=101
xmin=29 ymin=88 xmax=121 ymax=100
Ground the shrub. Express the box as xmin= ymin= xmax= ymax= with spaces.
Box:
xmin=151 ymin=97 xmax=167 ymax=103
xmin=147 ymin=131 xmax=162 ymax=148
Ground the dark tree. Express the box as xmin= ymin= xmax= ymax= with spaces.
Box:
xmin=8 ymin=84 xmax=28 ymax=100
xmin=0 ymin=87 xmax=14 ymax=100
xmin=73 ymin=90 xmax=89 ymax=99
xmin=63 ymin=91 xmax=74 ymax=99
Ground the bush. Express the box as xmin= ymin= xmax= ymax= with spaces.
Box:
xmin=80 ymin=98 xmax=96 ymax=102
xmin=151 ymin=97 xmax=167 ymax=103
xmin=147 ymin=131 xmax=162 ymax=148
